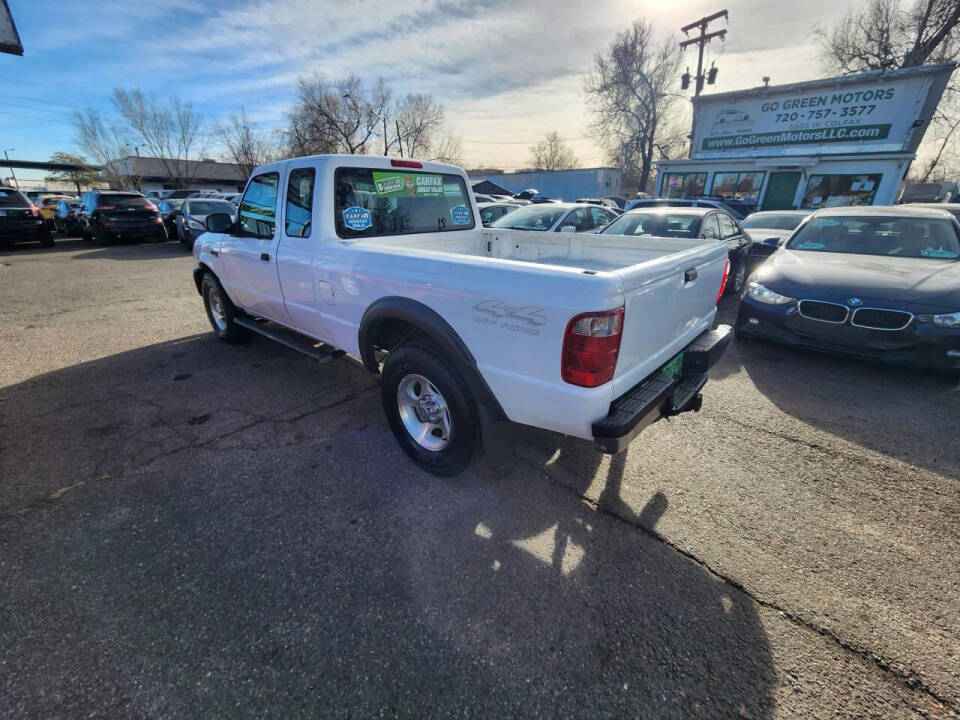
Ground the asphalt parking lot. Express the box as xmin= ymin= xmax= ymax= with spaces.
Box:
xmin=1 ymin=237 xmax=959 ymax=719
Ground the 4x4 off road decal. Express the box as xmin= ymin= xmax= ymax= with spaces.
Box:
xmin=473 ymin=299 xmax=547 ymax=336
xmin=372 ymin=171 xmax=443 ymax=197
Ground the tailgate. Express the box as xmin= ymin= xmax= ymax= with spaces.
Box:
xmin=611 ymin=240 xmax=727 ymax=398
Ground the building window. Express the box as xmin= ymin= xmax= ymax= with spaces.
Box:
xmin=710 ymin=171 xmax=764 ymax=205
xmin=661 ymin=172 xmax=707 ymax=198
xmin=802 ymin=174 xmax=882 ymax=209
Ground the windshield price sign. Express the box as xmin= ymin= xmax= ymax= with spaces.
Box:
xmin=373 ymin=171 xmax=444 ymax=197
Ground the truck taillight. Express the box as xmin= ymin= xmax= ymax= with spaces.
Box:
xmin=562 ymin=307 xmax=624 ymax=387
xmin=29 ymin=205 xmax=39 ymax=217
xmin=716 ymin=259 xmax=730 ymax=303
xmin=391 ymin=159 xmax=423 ymax=168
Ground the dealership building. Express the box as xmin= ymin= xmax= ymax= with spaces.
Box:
xmin=655 ymin=62 xmax=955 ymax=212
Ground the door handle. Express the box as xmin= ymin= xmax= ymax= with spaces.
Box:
xmin=684 ymin=267 xmax=698 ymax=283
xmin=260 ymin=252 xmax=270 ymax=262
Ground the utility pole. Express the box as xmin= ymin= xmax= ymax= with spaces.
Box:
xmin=395 ymin=119 xmax=404 ymax=158
xmin=383 ymin=116 xmax=389 ymax=155
xmin=3 ymin=149 xmax=19 ymax=189
xmin=679 ymin=10 xmax=728 ymax=96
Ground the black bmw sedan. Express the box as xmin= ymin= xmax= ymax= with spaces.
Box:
xmin=736 ymin=206 xmax=960 ymax=371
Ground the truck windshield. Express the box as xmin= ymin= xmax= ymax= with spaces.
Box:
xmin=601 ymin=212 xmax=701 ymax=238
xmin=490 ymin=204 xmax=566 ymax=231
xmin=334 ymin=167 xmax=475 ymax=238
xmin=786 ymin=215 xmax=960 ymax=259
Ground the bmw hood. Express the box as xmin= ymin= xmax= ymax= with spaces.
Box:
xmin=755 ymin=249 xmax=960 ymax=310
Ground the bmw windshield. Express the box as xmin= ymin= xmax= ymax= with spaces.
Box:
xmin=786 ymin=215 xmax=960 ymax=260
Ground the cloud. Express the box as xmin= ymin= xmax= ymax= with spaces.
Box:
xmin=8 ymin=0 xmax=854 ymax=169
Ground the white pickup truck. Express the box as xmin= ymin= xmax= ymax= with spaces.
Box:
xmin=192 ymin=155 xmax=732 ymax=475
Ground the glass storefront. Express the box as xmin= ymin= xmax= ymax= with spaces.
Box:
xmin=661 ymin=172 xmax=707 ymax=199
xmin=710 ymin=171 xmax=765 ymax=205
xmin=801 ymin=174 xmax=882 ymax=209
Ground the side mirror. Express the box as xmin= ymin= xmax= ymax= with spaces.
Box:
xmin=205 ymin=212 xmax=234 ymax=233
xmin=560 ymin=225 xmax=577 ymax=233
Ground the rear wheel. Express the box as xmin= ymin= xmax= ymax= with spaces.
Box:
xmin=201 ymin=273 xmax=250 ymax=344
xmin=39 ymin=227 xmax=54 ymax=247
xmin=380 ymin=342 xmax=481 ymax=477
xmin=151 ymin=226 xmax=167 ymax=243
xmin=94 ymin=227 xmax=109 ymax=246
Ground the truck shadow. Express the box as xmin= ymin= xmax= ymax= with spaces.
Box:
xmin=0 ymin=334 xmax=777 ymax=718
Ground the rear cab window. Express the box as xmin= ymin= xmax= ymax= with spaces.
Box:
xmin=334 ymin=167 xmax=474 ymax=239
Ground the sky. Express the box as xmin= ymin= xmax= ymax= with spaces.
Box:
xmin=0 ymin=0 xmax=856 ymax=186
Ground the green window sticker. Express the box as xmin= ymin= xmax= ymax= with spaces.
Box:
xmin=921 ymin=248 xmax=958 ymax=258
xmin=372 ymin=171 xmax=444 ymax=197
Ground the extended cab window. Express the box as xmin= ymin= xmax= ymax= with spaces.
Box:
xmin=240 ymin=172 xmax=279 ymax=238
xmin=285 ymin=167 xmax=315 ymax=238
xmin=334 ymin=167 xmax=475 ymax=239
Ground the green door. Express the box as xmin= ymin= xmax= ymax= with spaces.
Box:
xmin=761 ymin=172 xmax=801 ymax=211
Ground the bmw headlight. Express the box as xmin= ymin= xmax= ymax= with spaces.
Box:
xmin=747 ymin=281 xmax=794 ymax=305
xmin=187 ymin=218 xmax=205 ymax=232
xmin=930 ymin=311 xmax=960 ymax=328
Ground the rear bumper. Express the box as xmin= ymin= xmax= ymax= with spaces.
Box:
xmin=736 ymin=295 xmax=960 ymax=371
xmin=0 ymin=220 xmax=46 ymax=242
xmin=592 ymin=324 xmax=732 ymax=453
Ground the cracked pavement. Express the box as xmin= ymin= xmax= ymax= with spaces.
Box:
xmin=1 ymin=238 xmax=958 ymax=718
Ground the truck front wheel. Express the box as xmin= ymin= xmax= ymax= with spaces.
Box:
xmin=381 ymin=342 xmax=481 ymax=477
xmin=201 ymin=273 xmax=250 ymax=344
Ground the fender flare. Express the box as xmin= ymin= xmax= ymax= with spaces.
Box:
xmin=359 ymin=296 xmax=507 ymax=421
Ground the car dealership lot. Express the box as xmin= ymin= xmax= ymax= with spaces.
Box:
xmin=1 ymin=239 xmax=959 ymax=719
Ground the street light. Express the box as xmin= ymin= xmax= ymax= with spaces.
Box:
xmin=2 ymin=148 xmax=19 ymax=189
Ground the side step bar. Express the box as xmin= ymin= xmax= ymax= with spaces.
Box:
xmin=234 ymin=316 xmax=345 ymax=365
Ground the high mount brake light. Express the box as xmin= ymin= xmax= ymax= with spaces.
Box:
xmin=562 ymin=307 xmax=625 ymax=387
xmin=717 ymin=258 xmax=730 ymax=303
xmin=391 ymin=159 xmax=423 ymax=169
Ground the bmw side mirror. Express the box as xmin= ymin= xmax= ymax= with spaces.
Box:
xmin=205 ymin=213 xmax=234 ymax=233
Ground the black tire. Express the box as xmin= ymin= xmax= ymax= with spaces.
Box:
xmin=380 ymin=342 xmax=481 ymax=477
xmin=151 ymin=226 xmax=168 ymax=243
xmin=93 ymin=227 xmax=109 ymax=246
xmin=201 ymin=272 xmax=251 ymax=344
xmin=39 ymin=227 xmax=54 ymax=248
xmin=727 ymin=259 xmax=747 ymax=295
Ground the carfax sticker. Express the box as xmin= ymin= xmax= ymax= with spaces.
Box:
xmin=372 ymin=171 xmax=444 ymax=197
xmin=450 ymin=205 xmax=471 ymax=224
xmin=342 ymin=205 xmax=372 ymax=231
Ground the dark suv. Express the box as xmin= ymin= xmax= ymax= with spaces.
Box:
xmin=78 ymin=191 xmax=167 ymax=245
xmin=0 ymin=186 xmax=53 ymax=248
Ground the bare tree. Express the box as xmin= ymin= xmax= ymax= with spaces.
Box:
xmin=584 ymin=21 xmax=684 ymax=193
xmin=815 ymin=0 xmax=960 ymax=181
xmin=528 ymin=131 xmax=579 ymax=171
xmin=395 ymin=93 xmax=444 ymax=157
xmin=73 ymin=110 xmax=139 ymax=189
xmin=112 ymin=89 xmax=208 ymax=187
xmin=214 ymin=109 xmax=275 ymax=179
xmin=816 ymin=0 xmax=960 ymax=72
xmin=288 ymin=74 xmax=390 ymax=156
